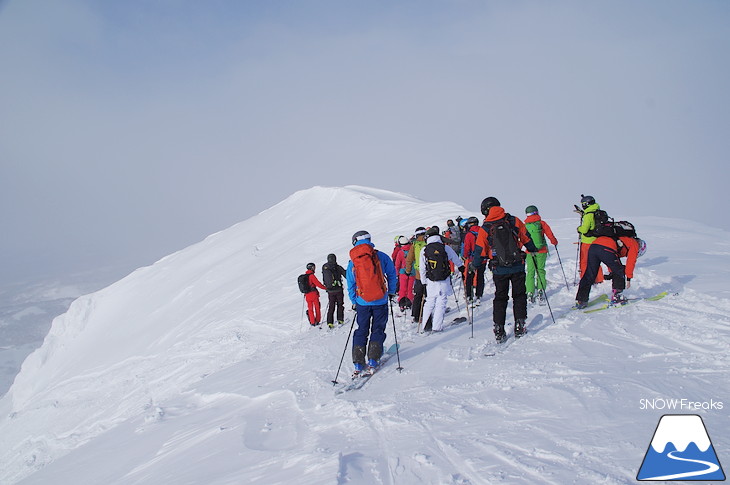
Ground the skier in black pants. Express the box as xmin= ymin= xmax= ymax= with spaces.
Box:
xmin=322 ymin=253 xmax=347 ymax=328
xmin=471 ymin=197 xmax=539 ymax=342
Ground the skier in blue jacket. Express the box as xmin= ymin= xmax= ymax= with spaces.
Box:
xmin=346 ymin=231 xmax=397 ymax=376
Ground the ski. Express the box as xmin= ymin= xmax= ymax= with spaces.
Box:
xmin=483 ymin=332 xmax=520 ymax=357
xmin=584 ymin=291 xmax=670 ymax=313
xmin=334 ymin=343 xmax=400 ymax=395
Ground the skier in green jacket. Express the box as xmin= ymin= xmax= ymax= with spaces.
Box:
xmin=524 ymin=206 xmax=559 ymax=303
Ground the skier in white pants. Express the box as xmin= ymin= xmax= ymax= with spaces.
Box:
xmin=419 ymin=228 xmax=464 ymax=332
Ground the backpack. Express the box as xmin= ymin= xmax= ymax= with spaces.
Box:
xmin=349 ymin=244 xmax=387 ymax=301
xmin=322 ymin=263 xmax=343 ymax=291
xmin=589 ymin=209 xmax=638 ymax=238
xmin=423 ymin=241 xmax=450 ymax=281
xmin=485 ymin=215 xmax=523 ymax=267
xmin=297 ymin=273 xmax=312 ymax=294
xmin=525 ymin=221 xmax=546 ymax=251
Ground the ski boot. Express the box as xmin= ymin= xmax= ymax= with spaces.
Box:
xmin=611 ymin=289 xmax=628 ymax=306
xmin=537 ymin=290 xmax=546 ymax=305
xmin=572 ymin=300 xmax=587 ymax=310
xmin=527 ymin=292 xmax=535 ymax=304
xmin=364 ymin=358 xmax=379 ymax=376
xmin=352 ymin=362 xmax=364 ymax=379
xmin=494 ymin=324 xmax=507 ymax=343
xmin=514 ymin=319 xmax=527 ymax=338
xmin=327 ymin=322 xmax=335 ymax=329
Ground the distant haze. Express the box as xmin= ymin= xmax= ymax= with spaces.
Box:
xmin=1 ymin=0 xmax=728 ymax=285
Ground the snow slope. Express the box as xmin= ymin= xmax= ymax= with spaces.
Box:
xmin=1 ymin=186 xmax=728 ymax=484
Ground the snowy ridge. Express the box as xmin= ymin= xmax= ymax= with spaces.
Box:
xmin=1 ymin=186 xmax=729 ymax=484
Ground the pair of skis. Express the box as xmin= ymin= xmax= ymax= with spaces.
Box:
xmin=334 ymin=343 xmax=400 ymax=394
xmin=583 ymin=291 xmax=670 ymax=313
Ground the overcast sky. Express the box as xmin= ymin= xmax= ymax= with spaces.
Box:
xmin=1 ymin=0 xmax=728 ymax=286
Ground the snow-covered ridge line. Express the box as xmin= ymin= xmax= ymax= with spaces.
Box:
xmin=2 ymin=186 xmax=729 ymax=485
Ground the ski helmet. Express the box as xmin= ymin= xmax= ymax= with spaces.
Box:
xmin=637 ymin=238 xmax=647 ymax=258
xmin=525 ymin=205 xmax=539 ymax=215
xmin=480 ymin=197 xmax=501 ymax=216
xmin=580 ymin=194 xmax=596 ymax=209
xmin=425 ymin=226 xmax=440 ymax=237
xmin=398 ymin=235 xmax=410 ymax=245
xmin=306 ymin=262 xmax=315 ymax=271
xmin=352 ymin=230 xmax=371 ymax=246
xmin=466 ymin=216 xmax=479 ymax=227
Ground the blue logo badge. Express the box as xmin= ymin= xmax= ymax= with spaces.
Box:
xmin=637 ymin=414 xmax=725 ymax=481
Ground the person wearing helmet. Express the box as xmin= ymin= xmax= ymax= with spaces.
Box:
xmin=444 ymin=219 xmax=462 ymax=255
xmin=322 ymin=254 xmax=347 ymax=328
xmin=524 ymin=205 xmax=559 ymax=304
xmin=393 ymin=235 xmax=415 ymax=312
xmin=471 ymin=197 xmax=539 ymax=342
xmin=405 ymin=227 xmax=428 ymax=324
xmin=346 ymin=231 xmax=398 ymax=376
xmin=419 ymin=227 xmax=465 ymax=332
xmin=304 ymin=262 xmax=327 ymax=326
xmin=576 ymin=195 xmax=604 ymax=284
xmin=461 ymin=216 xmax=485 ymax=307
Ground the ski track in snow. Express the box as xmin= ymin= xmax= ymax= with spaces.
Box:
xmin=1 ymin=186 xmax=729 ymax=485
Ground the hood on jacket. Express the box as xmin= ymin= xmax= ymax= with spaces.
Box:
xmin=426 ymin=235 xmax=442 ymax=244
xmin=486 ymin=206 xmax=507 ymax=222
xmin=583 ymin=203 xmax=601 ymax=213
xmin=525 ymin=213 xmax=542 ymax=223
xmin=353 ymin=240 xmax=375 ymax=248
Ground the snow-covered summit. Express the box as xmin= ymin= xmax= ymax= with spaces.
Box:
xmin=1 ymin=186 xmax=729 ymax=485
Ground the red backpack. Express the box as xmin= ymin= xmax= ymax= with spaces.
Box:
xmin=349 ymin=244 xmax=387 ymax=301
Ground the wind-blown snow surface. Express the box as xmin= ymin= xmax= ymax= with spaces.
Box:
xmin=1 ymin=186 xmax=729 ymax=484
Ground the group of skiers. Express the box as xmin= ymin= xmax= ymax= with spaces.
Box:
xmin=299 ymin=195 xmax=646 ymax=377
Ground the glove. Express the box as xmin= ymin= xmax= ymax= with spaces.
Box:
xmin=389 ymin=293 xmax=397 ymax=302
xmin=458 ymin=265 xmax=465 ymax=274
xmin=399 ymin=268 xmax=406 ymax=275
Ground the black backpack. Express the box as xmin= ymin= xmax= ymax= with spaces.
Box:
xmin=297 ymin=273 xmax=312 ymax=294
xmin=589 ymin=209 xmax=637 ymax=238
xmin=423 ymin=241 xmax=450 ymax=281
xmin=485 ymin=215 xmax=523 ymax=267
xmin=322 ymin=263 xmax=344 ymax=291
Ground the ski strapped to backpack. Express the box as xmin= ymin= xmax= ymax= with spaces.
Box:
xmin=588 ymin=209 xmax=637 ymax=239
xmin=297 ymin=273 xmax=312 ymax=294
xmin=423 ymin=241 xmax=450 ymax=281
xmin=349 ymin=244 xmax=387 ymax=301
xmin=485 ymin=215 xmax=523 ymax=267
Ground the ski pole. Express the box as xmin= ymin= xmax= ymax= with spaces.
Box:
xmin=531 ymin=253 xmax=556 ymax=324
xmin=554 ymin=245 xmax=570 ymax=291
xmin=300 ymin=296 xmax=306 ymax=333
xmin=449 ymin=275 xmax=461 ymax=313
xmin=574 ymin=241 xmax=581 ymax=286
xmin=331 ymin=311 xmax=357 ymax=385
xmin=388 ymin=299 xmax=404 ymax=371
xmin=462 ymin=271 xmax=474 ymax=339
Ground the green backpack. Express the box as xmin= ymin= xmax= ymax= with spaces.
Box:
xmin=525 ymin=221 xmax=546 ymax=251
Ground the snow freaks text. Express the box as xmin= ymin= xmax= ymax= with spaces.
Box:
xmin=639 ymin=398 xmax=724 ymax=411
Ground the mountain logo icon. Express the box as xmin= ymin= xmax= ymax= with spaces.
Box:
xmin=637 ymin=414 xmax=726 ymax=481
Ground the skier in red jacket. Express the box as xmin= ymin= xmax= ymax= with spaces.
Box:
xmin=304 ymin=263 xmax=327 ymax=326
